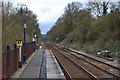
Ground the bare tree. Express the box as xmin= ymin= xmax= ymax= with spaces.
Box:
xmin=102 ymin=2 xmax=109 ymax=15
xmin=87 ymin=2 xmax=102 ymax=17
xmin=87 ymin=1 xmax=109 ymax=17
xmin=2 ymin=0 xmax=16 ymax=15
xmin=109 ymin=2 xmax=118 ymax=12
xmin=64 ymin=2 xmax=83 ymax=31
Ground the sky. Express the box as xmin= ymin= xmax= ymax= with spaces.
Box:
xmin=12 ymin=0 xmax=88 ymax=34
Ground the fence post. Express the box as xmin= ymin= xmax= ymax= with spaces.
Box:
xmin=34 ymin=41 xmax=36 ymax=52
xmin=14 ymin=44 xmax=17 ymax=70
xmin=6 ymin=45 xmax=10 ymax=78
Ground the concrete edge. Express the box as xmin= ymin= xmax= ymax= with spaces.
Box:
xmin=46 ymin=50 xmax=66 ymax=79
xmin=11 ymin=50 xmax=38 ymax=78
xmin=50 ymin=50 xmax=64 ymax=74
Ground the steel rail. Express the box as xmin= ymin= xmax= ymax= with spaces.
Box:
xmin=60 ymin=47 xmax=120 ymax=79
xmin=67 ymin=48 xmax=120 ymax=70
xmin=47 ymin=43 xmax=98 ymax=80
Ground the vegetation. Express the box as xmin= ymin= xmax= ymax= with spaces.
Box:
xmin=2 ymin=1 xmax=42 ymax=52
xmin=47 ymin=2 xmax=120 ymax=58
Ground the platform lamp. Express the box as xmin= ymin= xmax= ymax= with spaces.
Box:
xmin=20 ymin=5 xmax=28 ymax=64
xmin=33 ymin=30 xmax=37 ymax=42
xmin=33 ymin=30 xmax=38 ymax=50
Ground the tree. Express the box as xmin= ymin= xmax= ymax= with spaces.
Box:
xmin=64 ymin=2 xmax=83 ymax=32
xmin=2 ymin=0 xmax=16 ymax=15
xmin=102 ymin=2 xmax=109 ymax=15
xmin=2 ymin=1 xmax=41 ymax=51
xmin=87 ymin=2 xmax=103 ymax=17
xmin=87 ymin=1 xmax=109 ymax=17
xmin=109 ymin=2 xmax=118 ymax=12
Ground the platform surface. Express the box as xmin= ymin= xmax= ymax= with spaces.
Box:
xmin=18 ymin=49 xmax=65 ymax=79
xmin=20 ymin=50 xmax=44 ymax=78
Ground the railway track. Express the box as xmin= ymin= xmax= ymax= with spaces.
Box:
xmin=65 ymin=48 xmax=120 ymax=70
xmin=60 ymin=47 xmax=120 ymax=78
xmin=45 ymin=43 xmax=98 ymax=80
xmin=44 ymin=43 xmax=120 ymax=80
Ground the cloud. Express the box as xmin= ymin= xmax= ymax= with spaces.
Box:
xmin=40 ymin=7 xmax=51 ymax=14
xmin=38 ymin=6 xmax=64 ymax=23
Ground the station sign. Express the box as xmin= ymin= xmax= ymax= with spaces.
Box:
xmin=16 ymin=40 xmax=23 ymax=47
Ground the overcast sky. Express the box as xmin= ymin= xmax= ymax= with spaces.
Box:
xmin=13 ymin=0 xmax=88 ymax=34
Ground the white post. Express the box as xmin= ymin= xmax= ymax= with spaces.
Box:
xmin=19 ymin=47 xmax=21 ymax=62
xmin=19 ymin=47 xmax=22 ymax=68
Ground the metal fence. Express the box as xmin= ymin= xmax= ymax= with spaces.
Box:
xmin=2 ymin=41 xmax=37 ymax=78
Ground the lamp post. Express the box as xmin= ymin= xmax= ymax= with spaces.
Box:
xmin=20 ymin=5 xmax=28 ymax=64
xmin=33 ymin=31 xmax=37 ymax=50
xmin=33 ymin=30 xmax=37 ymax=42
xmin=2 ymin=0 xmax=4 ymax=14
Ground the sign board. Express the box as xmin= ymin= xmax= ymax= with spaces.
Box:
xmin=16 ymin=40 xmax=23 ymax=47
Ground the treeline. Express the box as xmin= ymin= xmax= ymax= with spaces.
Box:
xmin=47 ymin=1 xmax=120 ymax=53
xmin=2 ymin=1 xmax=42 ymax=51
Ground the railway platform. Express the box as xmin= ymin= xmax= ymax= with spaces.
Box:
xmin=11 ymin=49 xmax=66 ymax=79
